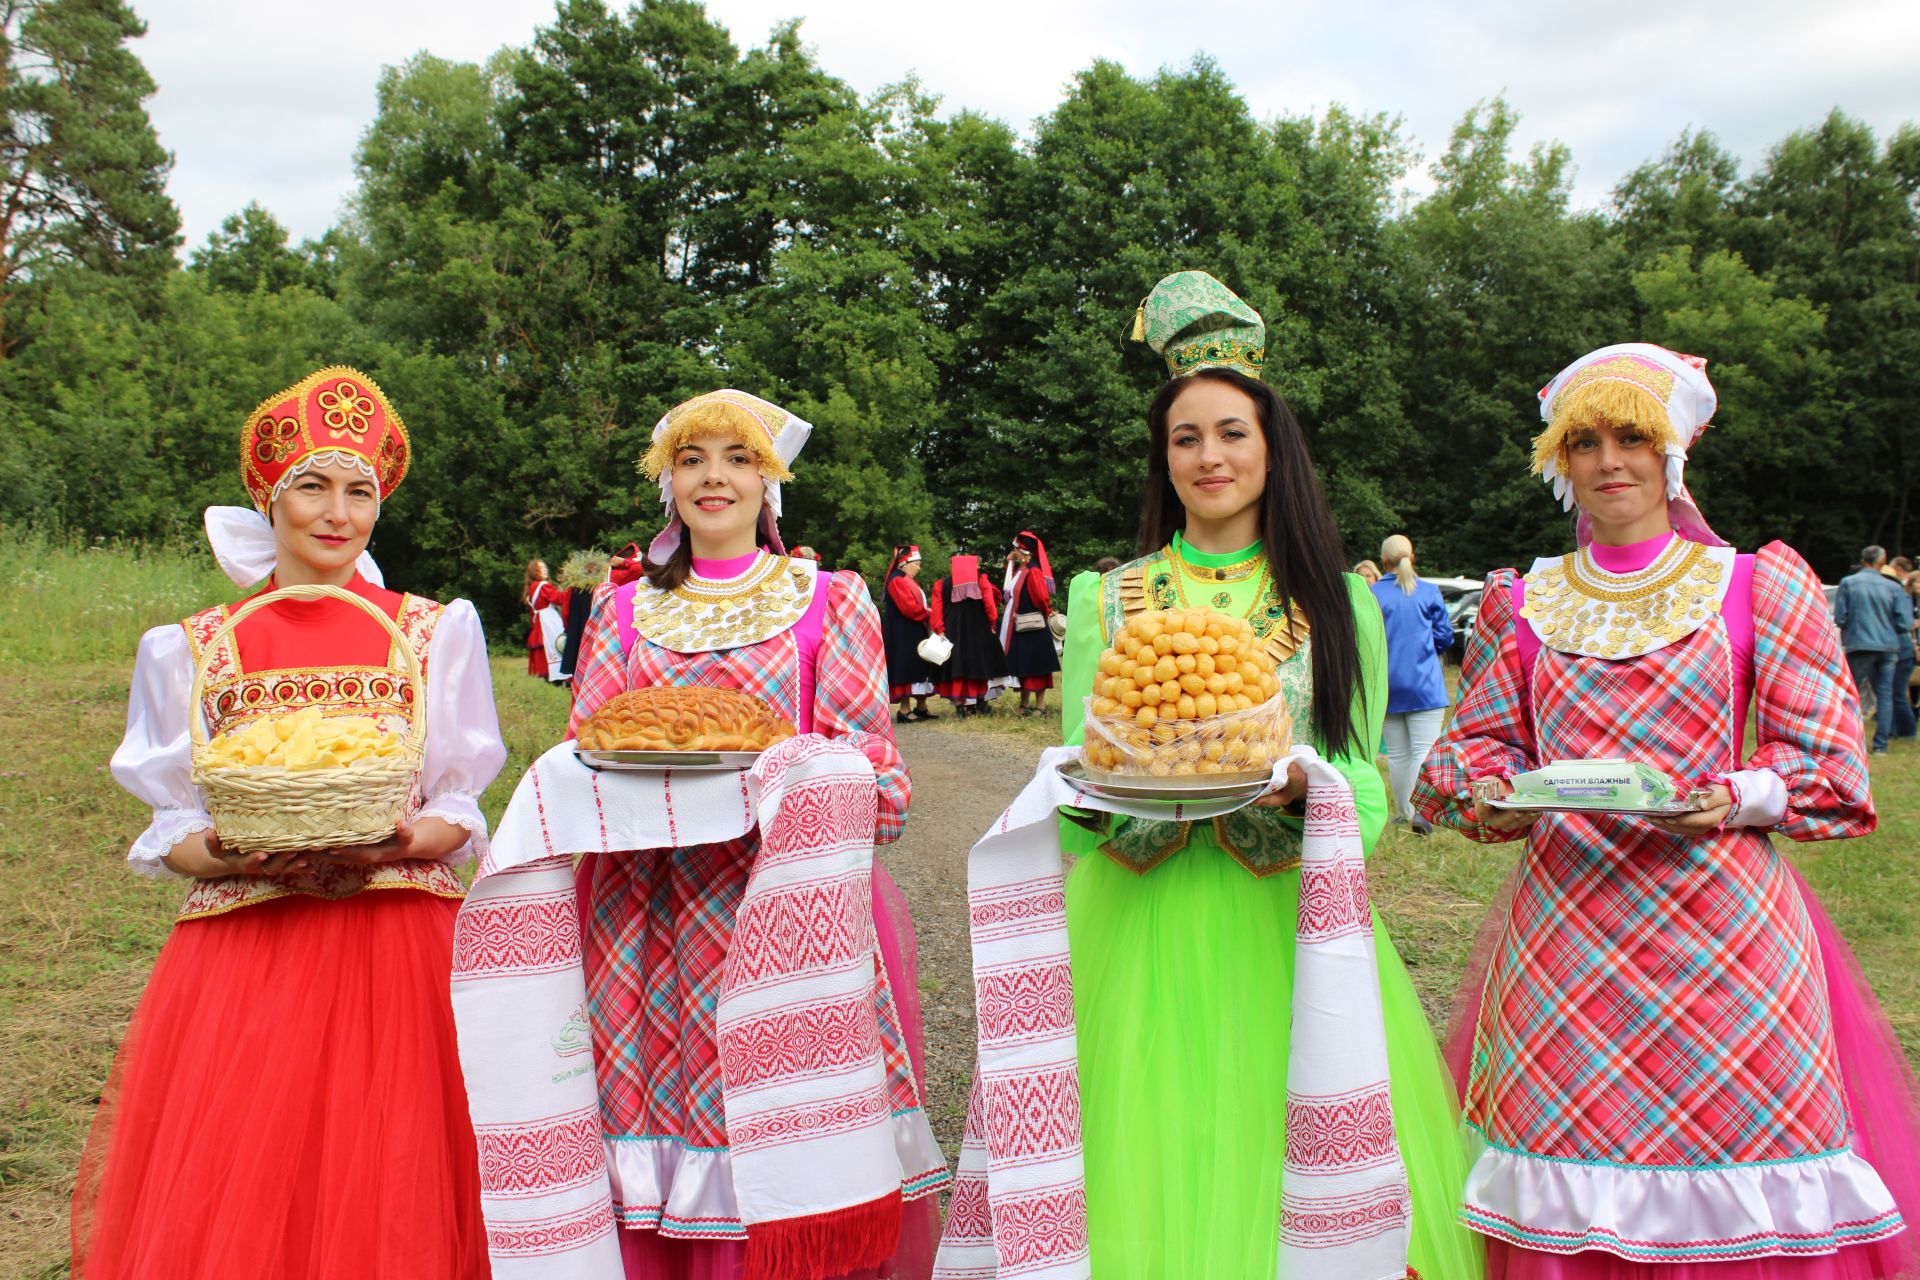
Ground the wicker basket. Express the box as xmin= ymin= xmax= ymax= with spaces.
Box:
xmin=189 ymin=584 xmax=427 ymax=854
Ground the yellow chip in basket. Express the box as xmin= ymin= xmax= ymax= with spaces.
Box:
xmin=206 ymin=710 xmax=406 ymax=771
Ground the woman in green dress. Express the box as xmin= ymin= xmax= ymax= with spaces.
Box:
xmin=1055 ymin=271 xmax=1482 ymax=1278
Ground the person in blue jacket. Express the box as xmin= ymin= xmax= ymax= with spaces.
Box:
xmin=1373 ymin=534 xmax=1453 ymax=832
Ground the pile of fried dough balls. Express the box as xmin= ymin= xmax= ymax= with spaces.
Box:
xmin=1083 ymin=607 xmax=1291 ymax=776
xmin=205 ymin=706 xmax=405 ymax=770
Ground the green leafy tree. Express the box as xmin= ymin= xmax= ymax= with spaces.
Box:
xmin=1729 ymin=111 xmax=1920 ymax=565
xmin=0 ymin=0 xmax=178 ymax=354
xmin=1395 ymin=99 xmax=1632 ymax=572
xmin=1630 ymin=246 xmax=1836 ymax=553
xmin=190 ymin=203 xmax=307 ymax=294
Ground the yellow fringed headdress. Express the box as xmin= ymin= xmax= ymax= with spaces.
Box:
xmin=640 ymin=389 xmax=807 ymax=487
xmin=641 ymin=388 xmax=814 ymax=561
xmin=1532 ymin=343 xmax=1723 ymax=546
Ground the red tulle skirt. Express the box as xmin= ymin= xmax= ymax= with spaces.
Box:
xmin=1450 ymin=865 xmax=1920 ymax=1280
xmin=607 ymin=862 xmax=938 ymax=1280
xmin=72 ymin=890 xmax=488 ymax=1280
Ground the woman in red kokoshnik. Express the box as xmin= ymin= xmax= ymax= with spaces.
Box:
xmin=1416 ymin=344 xmax=1920 ymax=1279
xmin=75 ymin=368 xmax=506 ymax=1278
xmin=562 ymin=390 xmax=946 ymax=1278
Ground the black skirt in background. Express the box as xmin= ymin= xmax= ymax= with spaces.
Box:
xmin=881 ymin=572 xmax=933 ymax=692
xmin=943 ymin=582 xmax=1007 ymax=683
xmin=1003 ymin=575 xmax=1060 ymax=680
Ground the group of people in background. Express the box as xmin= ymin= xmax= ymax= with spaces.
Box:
xmin=1837 ymin=545 xmax=1920 ymax=753
xmin=80 ymin=268 xmax=1920 ymax=1280
xmin=879 ymin=532 xmax=1062 ymax=720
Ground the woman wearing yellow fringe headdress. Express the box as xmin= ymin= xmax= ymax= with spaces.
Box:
xmin=1416 ymin=343 xmax=1919 ymax=1279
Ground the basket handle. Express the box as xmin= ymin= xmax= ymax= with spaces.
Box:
xmin=187 ymin=583 xmax=427 ymax=752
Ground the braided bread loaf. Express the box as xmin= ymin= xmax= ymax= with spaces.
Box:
xmin=577 ymin=686 xmax=796 ymax=753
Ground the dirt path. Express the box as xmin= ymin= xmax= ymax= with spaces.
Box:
xmin=880 ymin=719 xmax=1047 ymax=1157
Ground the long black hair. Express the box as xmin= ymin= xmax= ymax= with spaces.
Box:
xmin=1138 ymin=367 xmax=1367 ymax=759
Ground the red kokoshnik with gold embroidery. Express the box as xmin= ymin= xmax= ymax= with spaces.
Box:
xmin=240 ymin=366 xmax=409 ymax=512
xmin=176 ymin=576 xmax=461 ymax=922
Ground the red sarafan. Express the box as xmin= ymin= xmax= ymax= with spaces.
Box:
xmin=73 ymin=893 xmax=488 ymax=1280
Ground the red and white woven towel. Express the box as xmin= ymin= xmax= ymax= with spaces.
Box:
xmin=452 ymin=736 xmax=939 ymax=1280
xmin=933 ymin=745 xmax=1411 ymax=1280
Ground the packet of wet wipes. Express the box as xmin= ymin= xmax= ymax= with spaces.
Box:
xmin=1508 ymin=758 xmax=1679 ymax=809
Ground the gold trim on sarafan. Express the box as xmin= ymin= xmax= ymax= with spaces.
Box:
xmin=1519 ymin=539 xmax=1735 ymax=660
xmin=630 ymin=554 xmax=817 ymax=654
xmin=1109 ymin=552 xmax=1309 ymax=667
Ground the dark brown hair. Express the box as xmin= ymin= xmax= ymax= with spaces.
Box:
xmin=640 ymin=526 xmax=774 ymax=591
xmin=1139 ymin=368 xmax=1367 ymax=759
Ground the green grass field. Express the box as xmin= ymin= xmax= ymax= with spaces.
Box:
xmin=0 ymin=533 xmax=1914 ymax=1276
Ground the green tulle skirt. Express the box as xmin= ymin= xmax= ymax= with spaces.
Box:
xmin=1065 ymin=834 xmax=1485 ymax=1280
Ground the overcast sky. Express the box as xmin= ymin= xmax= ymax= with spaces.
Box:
xmin=137 ymin=0 xmax=1919 ymax=252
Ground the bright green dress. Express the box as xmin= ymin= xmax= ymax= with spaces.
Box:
xmin=1059 ymin=534 xmax=1483 ymax=1279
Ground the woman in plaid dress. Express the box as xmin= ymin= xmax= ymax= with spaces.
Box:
xmin=562 ymin=391 xmax=944 ymax=1279
xmin=1416 ymin=345 xmax=1920 ymax=1278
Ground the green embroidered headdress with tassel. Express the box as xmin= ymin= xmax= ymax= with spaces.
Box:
xmin=1129 ymin=270 xmax=1266 ymax=380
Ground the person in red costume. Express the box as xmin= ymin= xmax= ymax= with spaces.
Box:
xmin=608 ymin=540 xmax=645 ymax=587
xmin=999 ymin=529 xmax=1061 ymax=715
xmin=882 ymin=544 xmax=937 ymax=722
xmin=930 ymin=553 xmax=1007 ymax=716
xmin=75 ymin=367 xmax=506 ymax=1279
xmin=525 ymin=557 xmax=570 ymax=680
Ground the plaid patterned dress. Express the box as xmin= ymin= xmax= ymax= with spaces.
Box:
xmin=1416 ymin=541 xmax=1902 ymax=1267
xmin=564 ymin=568 xmax=924 ymax=1250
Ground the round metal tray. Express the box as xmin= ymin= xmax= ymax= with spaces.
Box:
xmin=575 ymin=749 xmax=761 ymax=772
xmin=1055 ymin=758 xmax=1271 ymax=805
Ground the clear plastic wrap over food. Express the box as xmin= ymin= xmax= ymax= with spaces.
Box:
xmin=1077 ymin=606 xmax=1294 ymax=777
xmin=1081 ymin=690 xmax=1293 ymax=777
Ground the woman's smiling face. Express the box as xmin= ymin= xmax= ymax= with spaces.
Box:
xmin=270 ymin=457 xmax=378 ymax=577
xmin=1565 ymin=421 xmax=1667 ymax=537
xmin=1165 ymin=377 xmax=1268 ymax=526
xmin=670 ymin=432 xmax=766 ymax=549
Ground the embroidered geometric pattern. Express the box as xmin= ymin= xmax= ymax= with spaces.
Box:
xmin=726 ymin=1087 xmax=891 ymax=1153
xmin=1297 ymin=852 xmax=1372 ymax=942
xmin=451 ymin=889 xmax=582 ymax=979
xmin=475 ymin=1108 xmax=605 ymax=1197
xmin=969 ymin=879 xmax=1067 ymax=937
xmin=1281 ymin=1184 xmax=1414 ymax=1247
xmin=716 ymin=992 xmax=883 ymax=1090
xmin=975 ymin=960 xmax=1076 ymax=1046
xmin=1284 ymin=1085 xmax=1400 ymax=1172
xmin=992 ymin=1185 xmax=1091 ymax=1273
xmin=485 ymin=1200 xmax=617 ymax=1258
xmin=982 ymin=1066 xmax=1082 ymax=1162
xmin=721 ymin=878 xmax=868 ymax=990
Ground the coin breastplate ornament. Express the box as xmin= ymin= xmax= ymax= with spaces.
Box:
xmin=1520 ymin=538 xmax=1736 ymax=661
xmin=630 ymin=554 xmax=818 ymax=655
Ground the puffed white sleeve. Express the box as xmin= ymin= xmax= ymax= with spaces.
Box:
xmin=416 ymin=599 xmax=508 ymax=865
xmin=110 ymin=625 xmax=212 ymax=877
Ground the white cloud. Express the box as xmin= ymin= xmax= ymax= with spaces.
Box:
xmin=134 ymin=0 xmax=1919 ymax=250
